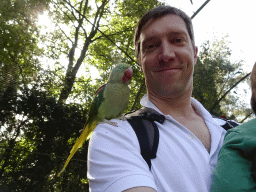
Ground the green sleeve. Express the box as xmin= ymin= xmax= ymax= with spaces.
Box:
xmin=211 ymin=130 xmax=256 ymax=192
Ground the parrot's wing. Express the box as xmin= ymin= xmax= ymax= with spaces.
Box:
xmin=86 ymin=84 xmax=106 ymax=124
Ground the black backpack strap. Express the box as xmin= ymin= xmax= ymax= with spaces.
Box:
xmin=124 ymin=107 xmax=165 ymax=170
xmin=221 ymin=120 xmax=239 ymax=131
xmin=213 ymin=115 xmax=239 ymax=131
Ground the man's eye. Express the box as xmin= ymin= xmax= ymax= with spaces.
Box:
xmin=145 ymin=42 xmax=160 ymax=50
xmin=146 ymin=44 xmax=154 ymax=49
xmin=174 ymin=37 xmax=185 ymax=44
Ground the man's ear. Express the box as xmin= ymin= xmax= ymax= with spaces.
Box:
xmin=194 ymin=46 xmax=198 ymax=65
xmin=139 ymin=63 xmax=143 ymax=73
xmin=137 ymin=54 xmax=143 ymax=73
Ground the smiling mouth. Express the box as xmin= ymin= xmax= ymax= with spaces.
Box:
xmin=155 ymin=68 xmax=181 ymax=72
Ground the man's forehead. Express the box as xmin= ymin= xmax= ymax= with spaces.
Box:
xmin=139 ymin=14 xmax=188 ymax=41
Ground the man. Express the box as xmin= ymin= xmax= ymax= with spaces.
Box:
xmin=211 ymin=62 xmax=256 ymax=192
xmin=87 ymin=5 xmax=226 ymax=192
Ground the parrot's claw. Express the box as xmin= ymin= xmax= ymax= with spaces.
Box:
xmin=118 ymin=116 xmax=127 ymax=121
xmin=99 ymin=119 xmax=118 ymax=127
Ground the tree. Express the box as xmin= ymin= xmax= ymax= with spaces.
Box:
xmin=0 ymin=0 xmax=50 ymax=97
xmin=193 ymin=36 xmax=250 ymax=121
xmin=44 ymin=0 xmax=112 ymax=103
xmin=1 ymin=89 xmax=89 ymax=191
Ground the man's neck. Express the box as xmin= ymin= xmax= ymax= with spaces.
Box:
xmin=148 ymin=93 xmax=196 ymax=119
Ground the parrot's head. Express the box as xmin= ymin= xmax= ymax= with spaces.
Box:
xmin=108 ymin=64 xmax=133 ymax=84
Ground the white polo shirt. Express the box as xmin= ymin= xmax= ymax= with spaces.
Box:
xmin=87 ymin=95 xmax=227 ymax=192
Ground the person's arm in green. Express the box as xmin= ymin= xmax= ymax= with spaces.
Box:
xmin=211 ymin=125 xmax=256 ymax=192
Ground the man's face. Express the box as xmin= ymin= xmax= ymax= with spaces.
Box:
xmin=138 ymin=14 xmax=198 ymax=99
xmin=251 ymin=63 xmax=256 ymax=113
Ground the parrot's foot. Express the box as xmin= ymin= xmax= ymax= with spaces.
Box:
xmin=99 ymin=119 xmax=118 ymax=127
xmin=118 ymin=116 xmax=127 ymax=121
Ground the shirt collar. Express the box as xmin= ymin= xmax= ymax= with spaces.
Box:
xmin=140 ymin=94 xmax=163 ymax=115
xmin=140 ymin=94 xmax=218 ymax=125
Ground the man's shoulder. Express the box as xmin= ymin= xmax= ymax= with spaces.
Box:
xmin=88 ymin=117 xmax=156 ymax=192
xmin=124 ymin=107 xmax=165 ymax=122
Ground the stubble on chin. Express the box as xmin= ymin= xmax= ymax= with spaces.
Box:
xmin=148 ymin=81 xmax=185 ymax=99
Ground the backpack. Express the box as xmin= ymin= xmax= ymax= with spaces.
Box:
xmin=124 ymin=107 xmax=239 ymax=170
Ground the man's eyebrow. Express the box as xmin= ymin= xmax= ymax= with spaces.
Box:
xmin=141 ymin=30 xmax=188 ymax=43
xmin=168 ymin=30 xmax=188 ymax=37
xmin=141 ymin=36 xmax=158 ymax=46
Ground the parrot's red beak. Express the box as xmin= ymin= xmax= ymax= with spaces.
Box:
xmin=122 ymin=67 xmax=133 ymax=82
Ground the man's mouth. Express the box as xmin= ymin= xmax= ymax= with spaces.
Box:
xmin=155 ymin=68 xmax=181 ymax=72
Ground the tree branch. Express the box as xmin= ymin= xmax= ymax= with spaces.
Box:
xmin=191 ymin=0 xmax=211 ymax=19
xmin=63 ymin=0 xmax=137 ymax=64
xmin=210 ymin=72 xmax=251 ymax=112
xmin=240 ymin=111 xmax=253 ymax=123
xmin=131 ymin=81 xmax=145 ymax=111
xmin=59 ymin=0 xmax=110 ymax=102
xmin=91 ymin=29 xmax=134 ymax=42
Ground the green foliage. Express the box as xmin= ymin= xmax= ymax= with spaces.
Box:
xmin=0 ymin=89 xmax=89 ymax=191
xmin=193 ymin=36 xmax=247 ymax=120
xmin=0 ymin=0 xmax=49 ymax=96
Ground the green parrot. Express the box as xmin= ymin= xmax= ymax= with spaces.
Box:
xmin=58 ymin=63 xmax=133 ymax=176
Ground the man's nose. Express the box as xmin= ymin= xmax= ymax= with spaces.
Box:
xmin=158 ymin=41 xmax=175 ymax=62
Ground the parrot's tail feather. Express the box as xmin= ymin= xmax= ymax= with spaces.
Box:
xmin=58 ymin=121 xmax=98 ymax=176
xmin=84 ymin=120 xmax=97 ymax=141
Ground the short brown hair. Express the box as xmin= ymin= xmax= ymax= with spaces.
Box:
xmin=134 ymin=5 xmax=195 ymax=58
